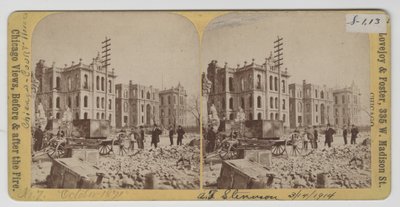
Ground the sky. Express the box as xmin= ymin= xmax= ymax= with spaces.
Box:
xmin=201 ymin=11 xmax=371 ymax=125
xmin=32 ymin=12 xmax=200 ymax=96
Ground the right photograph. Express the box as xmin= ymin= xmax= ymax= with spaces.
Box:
xmin=201 ymin=11 xmax=371 ymax=189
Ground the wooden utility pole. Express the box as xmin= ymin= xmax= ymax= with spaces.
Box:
xmin=102 ymin=37 xmax=111 ymax=122
xmin=274 ymin=36 xmax=283 ymax=121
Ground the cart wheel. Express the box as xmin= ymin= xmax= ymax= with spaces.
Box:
xmin=286 ymin=133 xmax=304 ymax=157
xmin=218 ymin=142 xmax=239 ymax=160
xmin=54 ymin=142 xmax=66 ymax=158
xmin=272 ymin=143 xmax=286 ymax=156
xmin=99 ymin=143 xmax=112 ymax=155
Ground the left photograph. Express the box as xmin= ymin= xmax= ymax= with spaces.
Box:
xmin=30 ymin=12 xmax=201 ymax=189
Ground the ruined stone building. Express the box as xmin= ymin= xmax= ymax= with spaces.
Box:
xmin=34 ymin=54 xmax=117 ymax=126
xmin=115 ymin=81 xmax=160 ymax=128
xmin=333 ymin=82 xmax=361 ymax=127
xmin=289 ymin=80 xmax=334 ymax=128
xmin=159 ymin=83 xmax=187 ymax=127
xmin=206 ymin=54 xmax=290 ymax=127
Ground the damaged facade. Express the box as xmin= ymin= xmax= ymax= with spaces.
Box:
xmin=207 ymin=54 xmax=290 ymax=127
xmin=34 ymin=54 xmax=117 ymax=127
xmin=115 ymin=81 xmax=160 ymax=128
xmin=159 ymin=83 xmax=188 ymax=127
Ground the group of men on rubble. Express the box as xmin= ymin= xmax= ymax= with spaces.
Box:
xmin=298 ymin=124 xmax=360 ymax=149
xmin=123 ymin=124 xmax=186 ymax=152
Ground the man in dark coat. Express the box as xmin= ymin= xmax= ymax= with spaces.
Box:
xmin=151 ymin=124 xmax=162 ymax=148
xmin=343 ymin=126 xmax=348 ymax=145
xmin=33 ymin=126 xmax=44 ymax=152
xmin=313 ymin=126 xmax=319 ymax=149
xmin=168 ymin=125 xmax=175 ymax=146
xmin=176 ymin=125 xmax=186 ymax=146
xmin=138 ymin=126 xmax=145 ymax=149
xmin=350 ymin=124 xmax=359 ymax=144
xmin=324 ymin=124 xmax=336 ymax=148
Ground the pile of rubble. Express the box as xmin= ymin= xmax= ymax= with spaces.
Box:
xmin=270 ymin=139 xmax=371 ymax=189
xmin=97 ymin=145 xmax=200 ymax=189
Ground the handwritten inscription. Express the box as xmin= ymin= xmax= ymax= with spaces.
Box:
xmin=346 ymin=14 xmax=387 ymax=33
xmin=198 ymin=189 xmax=278 ymax=200
xmin=288 ymin=190 xmax=336 ymax=200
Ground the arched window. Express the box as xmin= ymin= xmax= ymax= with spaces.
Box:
xmin=108 ymin=99 xmax=112 ymax=110
xmin=282 ymin=80 xmax=286 ymax=93
xmin=84 ymin=96 xmax=88 ymax=107
xmin=229 ymin=98 xmax=233 ymax=109
xmin=56 ymin=77 xmax=61 ymax=90
xmin=270 ymin=97 xmax=273 ymax=108
xmin=283 ymin=114 xmax=286 ymax=122
xmin=168 ymin=96 xmax=171 ymax=104
xmin=109 ymin=114 xmax=112 ymax=122
xmin=342 ymin=95 xmax=345 ymax=104
xmin=274 ymin=77 xmax=278 ymax=91
xmin=68 ymin=77 xmax=72 ymax=91
xmin=258 ymin=113 xmax=262 ymax=120
xmin=146 ymin=91 xmax=150 ymax=99
xmin=96 ymin=97 xmax=100 ymax=108
xmin=315 ymin=104 xmax=318 ymax=112
xmin=282 ymin=99 xmax=286 ymax=110
xmin=96 ymin=113 xmax=99 ymax=119
xmin=275 ymin=97 xmax=278 ymax=109
xmin=95 ymin=76 xmax=99 ymax=90
xmin=315 ymin=89 xmax=318 ymax=98
xmin=49 ymin=97 xmax=53 ymax=108
xmin=269 ymin=76 xmax=273 ymax=90
xmin=124 ymin=102 xmax=128 ymax=112
xmin=56 ymin=97 xmax=60 ymax=108
xmin=84 ymin=112 xmax=88 ymax=119
xmin=83 ymin=74 xmax=88 ymax=89
xmin=249 ymin=95 xmax=253 ymax=107
xmin=241 ymin=97 xmax=245 ymax=109
xmin=320 ymin=91 xmax=324 ymax=99
xmin=108 ymin=80 xmax=112 ymax=93
xmin=241 ymin=78 xmax=245 ymax=91
xmin=256 ymin=74 xmax=261 ymax=89
xmin=141 ymin=90 xmax=144 ymax=98
xmin=76 ymin=95 xmax=79 ymax=107
xmin=101 ymin=113 xmax=105 ymax=119
xmin=101 ymin=98 xmax=104 ymax=108
xmin=275 ymin=113 xmax=279 ymax=120
xmin=101 ymin=77 xmax=105 ymax=91
xmin=257 ymin=96 xmax=262 ymax=108
xmin=229 ymin=77 xmax=234 ymax=91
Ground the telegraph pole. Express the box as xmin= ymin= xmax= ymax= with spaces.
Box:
xmin=274 ymin=36 xmax=283 ymax=121
xmin=102 ymin=37 xmax=111 ymax=122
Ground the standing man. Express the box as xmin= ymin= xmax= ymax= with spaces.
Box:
xmin=324 ymin=124 xmax=336 ymax=148
xmin=169 ymin=125 xmax=175 ymax=146
xmin=313 ymin=126 xmax=319 ymax=149
xmin=33 ymin=125 xmax=44 ymax=152
xmin=350 ymin=124 xmax=359 ymax=145
xmin=176 ymin=125 xmax=186 ymax=146
xmin=151 ymin=124 xmax=162 ymax=148
xmin=206 ymin=125 xmax=216 ymax=153
xmin=343 ymin=125 xmax=348 ymax=145
xmin=138 ymin=126 xmax=145 ymax=149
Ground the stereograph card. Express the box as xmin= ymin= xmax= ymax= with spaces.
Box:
xmin=7 ymin=10 xmax=391 ymax=201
